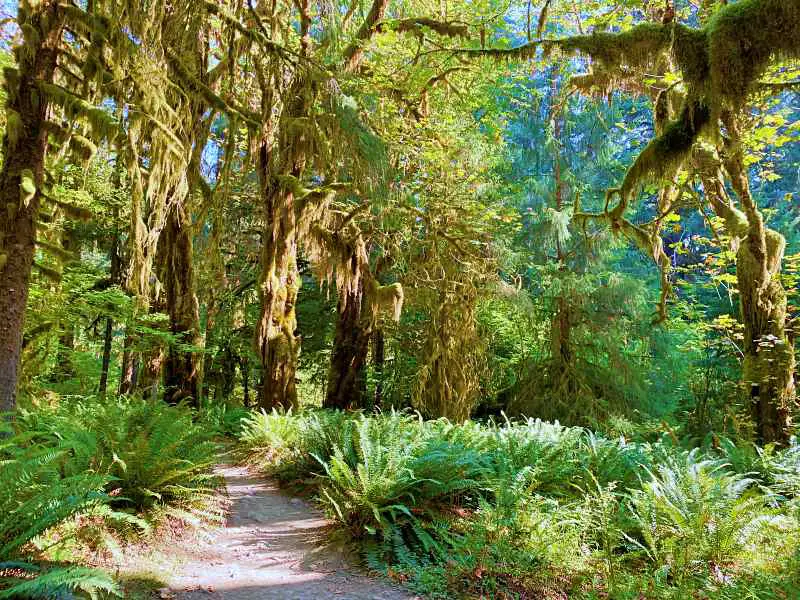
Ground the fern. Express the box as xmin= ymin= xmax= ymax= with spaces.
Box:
xmin=21 ymin=397 xmax=223 ymax=523
xmin=0 ymin=436 xmax=119 ymax=599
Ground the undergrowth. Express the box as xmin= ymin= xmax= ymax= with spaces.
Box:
xmin=239 ymin=409 xmax=800 ymax=599
xmin=1 ymin=395 xmax=224 ymax=598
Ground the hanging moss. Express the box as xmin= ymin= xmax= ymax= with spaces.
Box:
xmin=468 ymin=0 xmax=800 ymax=203
xmin=367 ymin=280 xmax=404 ymax=323
xmin=620 ymin=99 xmax=711 ymax=202
xmin=558 ymin=23 xmax=671 ymax=72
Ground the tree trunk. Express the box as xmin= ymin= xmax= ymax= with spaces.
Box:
xmin=255 ymin=212 xmax=299 ymax=411
xmin=696 ymin=139 xmax=797 ymax=444
xmin=99 ymin=215 xmax=122 ymax=394
xmin=240 ymin=356 xmax=250 ymax=407
xmin=738 ymin=235 xmax=795 ymax=444
xmin=53 ymin=227 xmax=79 ymax=382
xmin=550 ymin=299 xmax=573 ymax=374
xmin=372 ymin=329 xmax=385 ymax=408
xmin=325 ymin=282 xmax=371 ymax=410
xmin=99 ymin=316 xmax=114 ymax=393
xmin=118 ymin=331 xmax=138 ymax=395
xmin=138 ymin=346 xmax=164 ymax=401
xmin=254 ymin=98 xmax=307 ymax=410
xmin=159 ymin=206 xmax=201 ymax=405
xmin=0 ymin=1 xmax=64 ymax=414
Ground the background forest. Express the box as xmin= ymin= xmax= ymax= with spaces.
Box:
xmin=1 ymin=0 xmax=799 ymax=598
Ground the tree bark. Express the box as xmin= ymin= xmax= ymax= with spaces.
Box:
xmin=725 ymin=149 xmax=796 ymax=445
xmin=253 ymin=80 xmax=308 ymax=411
xmin=118 ymin=331 xmax=138 ymax=395
xmin=738 ymin=234 xmax=795 ymax=444
xmin=159 ymin=206 xmax=201 ymax=405
xmin=138 ymin=345 xmax=164 ymax=401
xmin=0 ymin=1 xmax=64 ymax=414
xmin=372 ymin=329 xmax=385 ymax=408
xmin=254 ymin=193 xmax=300 ymax=411
xmin=325 ymin=282 xmax=371 ymax=410
xmin=695 ymin=140 xmax=797 ymax=444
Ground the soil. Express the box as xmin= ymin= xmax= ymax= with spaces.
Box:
xmin=161 ymin=465 xmax=418 ymax=600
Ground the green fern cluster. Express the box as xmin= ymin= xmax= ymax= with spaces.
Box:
xmin=0 ymin=434 xmax=119 ymax=599
xmin=317 ymin=412 xmax=493 ymax=563
xmin=239 ymin=408 xmax=351 ymax=482
xmin=20 ymin=396 xmax=223 ymax=524
xmin=239 ymin=409 xmax=800 ymax=598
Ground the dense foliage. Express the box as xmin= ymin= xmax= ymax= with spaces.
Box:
xmin=240 ymin=409 xmax=800 ymax=599
xmin=1 ymin=398 xmax=222 ymax=598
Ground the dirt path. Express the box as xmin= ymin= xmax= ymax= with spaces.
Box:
xmin=168 ymin=465 xmax=417 ymax=600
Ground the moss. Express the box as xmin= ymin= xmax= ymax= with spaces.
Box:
xmin=620 ymin=99 xmax=711 ymax=201
xmin=389 ymin=18 xmax=469 ymax=38
xmin=672 ymin=25 xmax=709 ymax=92
xmin=707 ymin=0 xmax=800 ymax=107
xmin=68 ymin=134 xmax=97 ymax=162
xmin=367 ymin=280 xmax=404 ymax=323
xmin=19 ymin=168 xmax=36 ymax=206
xmin=559 ymin=23 xmax=671 ymax=71
xmin=5 ymin=109 xmax=21 ymax=148
xmin=557 ymin=0 xmax=800 ymax=110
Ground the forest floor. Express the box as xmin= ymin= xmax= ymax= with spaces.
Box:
xmin=149 ymin=464 xmax=416 ymax=600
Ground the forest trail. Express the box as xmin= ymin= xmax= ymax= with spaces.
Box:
xmin=167 ymin=465 xmax=416 ymax=600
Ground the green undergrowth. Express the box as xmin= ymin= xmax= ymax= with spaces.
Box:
xmin=239 ymin=409 xmax=800 ymax=599
xmin=1 ymin=395 xmax=225 ymax=599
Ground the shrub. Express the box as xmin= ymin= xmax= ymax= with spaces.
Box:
xmin=316 ymin=413 xmax=493 ymax=563
xmin=239 ymin=408 xmax=352 ymax=482
xmin=237 ymin=408 xmax=800 ymax=599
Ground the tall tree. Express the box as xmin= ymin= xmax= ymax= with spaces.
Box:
xmin=0 ymin=0 xmax=65 ymax=414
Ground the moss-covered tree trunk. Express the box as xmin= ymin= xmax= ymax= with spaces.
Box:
xmin=727 ymin=154 xmax=796 ymax=445
xmin=159 ymin=206 xmax=201 ymax=405
xmin=0 ymin=1 xmax=64 ymax=414
xmin=737 ymin=236 xmax=795 ymax=444
xmin=255 ymin=155 xmax=301 ymax=411
xmin=696 ymin=142 xmax=797 ymax=444
xmin=325 ymin=281 xmax=371 ymax=410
